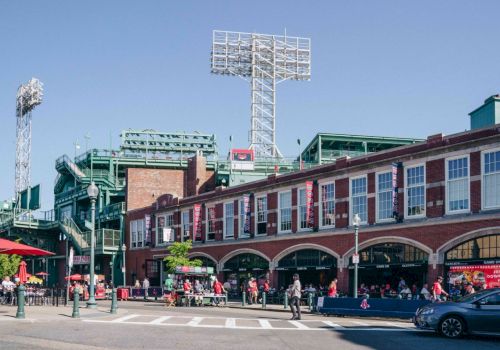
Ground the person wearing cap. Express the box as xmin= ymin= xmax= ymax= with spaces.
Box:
xmin=432 ymin=276 xmax=448 ymax=302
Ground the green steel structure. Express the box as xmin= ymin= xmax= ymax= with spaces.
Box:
xmin=301 ymin=133 xmax=423 ymax=165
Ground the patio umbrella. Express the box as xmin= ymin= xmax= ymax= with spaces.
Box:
xmin=14 ymin=272 xmax=32 ymax=278
xmin=65 ymin=274 xmax=82 ymax=281
xmin=35 ymin=272 xmax=49 ymax=276
xmin=18 ymin=261 xmax=28 ymax=284
xmin=0 ymin=238 xmax=54 ymax=256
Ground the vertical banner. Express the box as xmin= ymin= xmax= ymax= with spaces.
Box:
xmin=392 ymin=163 xmax=399 ymax=218
xmin=243 ymin=194 xmax=251 ymax=233
xmin=145 ymin=214 xmax=151 ymax=244
xmin=193 ymin=204 xmax=202 ymax=240
xmin=305 ymin=181 xmax=314 ymax=227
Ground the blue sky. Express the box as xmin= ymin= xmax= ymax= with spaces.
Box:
xmin=1 ymin=1 xmax=499 ymax=209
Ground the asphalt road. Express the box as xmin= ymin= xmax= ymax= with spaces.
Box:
xmin=0 ymin=303 xmax=499 ymax=350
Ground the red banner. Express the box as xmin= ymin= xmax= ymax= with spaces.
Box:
xmin=449 ymin=264 xmax=500 ymax=288
xmin=243 ymin=195 xmax=251 ymax=234
xmin=305 ymin=181 xmax=314 ymax=228
xmin=193 ymin=204 xmax=202 ymax=240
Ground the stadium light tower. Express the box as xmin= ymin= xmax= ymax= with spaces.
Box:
xmin=211 ymin=30 xmax=311 ymax=159
xmin=15 ymin=78 xmax=43 ymax=195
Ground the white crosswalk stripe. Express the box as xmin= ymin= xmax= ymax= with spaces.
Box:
xmin=258 ymin=320 xmax=273 ymax=329
xmin=187 ymin=317 xmax=203 ymax=326
xmin=350 ymin=320 xmax=369 ymax=326
xmin=112 ymin=314 xmax=139 ymax=323
xmin=289 ymin=320 xmax=309 ymax=329
xmin=322 ymin=321 xmax=345 ymax=329
xmin=225 ymin=318 xmax=236 ymax=328
xmin=149 ymin=316 xmax=172 ymax=324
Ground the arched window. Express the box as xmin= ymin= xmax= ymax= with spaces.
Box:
xmin=352 ymin=243 xmax=428 ymax=265
xmin=192 ymin=256 xmax=216 ymax=268
xmin=278 ymin=249 xmax=336 ymax=269
xmin=223 ymin=253 xmax=269 ymax=271
xmin=446 ymin=234 xmax=500 ymax=261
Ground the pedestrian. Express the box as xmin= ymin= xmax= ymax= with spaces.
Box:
xmin=251 ymin=278 xmax=258 ymax=304
xmin=327 ymin=278 xmax=337 ymax=297
xmin=432 ymin=276 xmax=448 ymax=302
xmin=212 ymin=277 xmax=225 ymax=306
xmin=142 ymin=277 xmax=150 ymax=298
xmin=289 ymin=273 xmax=302 ymax=320
xmin=420 ymin=283 xmax=431 ymax=300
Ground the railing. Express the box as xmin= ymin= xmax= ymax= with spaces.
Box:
xmin=98 ymin=202 xmax=126 ymax=221
xmin=61 ymin=216 xmax=89 ymax=249
xmin=82 ymin=229 xmax=120 ymax=250
xmin=54 ymin=185 xmax=84 ymax=201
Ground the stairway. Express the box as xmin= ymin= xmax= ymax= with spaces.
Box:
xmin=59 ymin=216 xmax=90 ymax=252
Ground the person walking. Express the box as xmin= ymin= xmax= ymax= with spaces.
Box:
xmin=289 ymin=273 xmax=302 ymax=320
xmin=432 ymin=276 xmax=449 ymax=302
xmin=142 ymin=277 xmax=150 ymax=299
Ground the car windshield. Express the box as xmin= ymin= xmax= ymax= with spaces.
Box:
xmin=458 ymin=289 xmax=494 ymax=303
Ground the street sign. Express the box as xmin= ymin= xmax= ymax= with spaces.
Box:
xmin=84 ymin=220 xmax=93 ymax=230
xmin=352 ymin=254 xmax=360 ymax=264
xmin=73 ymin=255 xmax=90 ymax=265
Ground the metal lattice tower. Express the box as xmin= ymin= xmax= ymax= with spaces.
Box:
xmin=211 ymin=30 xmax=311 ymax=158
xmin=15 ymin=78 xmax=43 ymax=194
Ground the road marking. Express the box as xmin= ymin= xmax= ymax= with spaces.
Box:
xmin=225 ymin=318 xmax=236 ymax=328
xmin=289 ymin=320 xmax=309 ymax=329
xmin=322 ymin=321 xmax=345 ymax=329
xmin=112 ymin=314 xmax=139 ymax=323
xmin=350 ymin=320 xmax=370 ymax=326
xmin=384 ymin=322 xmax=409 ymax=328
xmin=149 ymin=316 xmax=171 ymax=324
xmin=258 ymin=319 xmax=273 ymax=329
xmin=187 ymin=317 xmax=203 ymax=326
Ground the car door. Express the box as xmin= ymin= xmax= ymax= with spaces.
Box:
xmin=474 ymin=292 xmax=500 ymax=333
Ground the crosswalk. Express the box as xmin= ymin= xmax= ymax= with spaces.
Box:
xmin=83 ymin=314 xmax=420 ymax=332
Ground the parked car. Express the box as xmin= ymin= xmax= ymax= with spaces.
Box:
xmin=414 ymin=288 xmax=500 ymax=338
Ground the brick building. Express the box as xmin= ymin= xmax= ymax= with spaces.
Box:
xmin=125 ymin=122 xmax=500 ymax=294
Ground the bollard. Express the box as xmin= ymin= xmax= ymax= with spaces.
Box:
xmin=242 ymin=291 xmax=246 ymax=306
xmin=72 ymin=288 xmax=80 ymax=318
xmin=110 ymin=288 xmax=117 ymax=314
xmin=16 ymin=285 xmax=26 ymax=319
xmin=284 ymin=292 xmax=288 ymax=309
xmin=308 ymin=293 xmax=313 ymax=311
xmin=262 ymin=292 xmax=266 ymax=309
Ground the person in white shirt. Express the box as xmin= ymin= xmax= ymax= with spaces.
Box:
xmin=399 ymin=285 xmax=412 ymax=300
xmin=2 ymin=276 xmax=15 ymax=304
xmin=420 ymin=283 xmax=431 ymax=300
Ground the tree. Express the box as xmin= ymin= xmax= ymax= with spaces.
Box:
xmin=163 ymin=240 xmax=202 ymax=274
xmin=0 ymin=254 xmax=22 ymax=278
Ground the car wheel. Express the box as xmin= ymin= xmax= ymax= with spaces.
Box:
xmin=439 ymin=316 xmax=465 ymax=339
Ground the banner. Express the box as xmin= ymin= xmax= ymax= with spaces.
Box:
xmin=73 ymin=255 xmax=90 ymax=265
xmin=193 ymin=204 xmax=202 ymax=240
xmin=305 ymin=181 xmax=314 ymax=227
xmin=449 ymin=264 xmax=500 ymax=288
xmin=392 ymin=163 xmax=399 ymax=218
xmin=145 ymin=214 xmax=151 ymax=244
xmin=243 ymin=195 xmax=251 ymax=234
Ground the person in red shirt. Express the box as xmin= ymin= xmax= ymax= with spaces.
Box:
xmin=212 ymin=278 xmax=225 ymax=306
xmin=432 ymin=276 xmax=448 ymax=302
xmin=263 ymin=279 xmax=270 ymax=293
xmin=250 ymin=278 xmax=258 ymax=304
xmin=183 ymin=279 xmax=192 ymax=306
xmin=327 ymin=278 xmax=338 ymax=297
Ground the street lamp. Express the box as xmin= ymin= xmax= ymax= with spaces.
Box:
xmin=109 ymin=256 xmax=114 ymax=288
xmin=297 ymin=138 xmax=302 ymax=170
xmin=86 ymin=181 xmax=99 ymax=308
xmin=352 ymin=213 xmax=361 ymax=298
xmin=121 ymin=244 xmax=127 ymax=286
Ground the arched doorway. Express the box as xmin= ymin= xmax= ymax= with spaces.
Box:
xmin=276 ymin=249 xmax=337 ymax=289
xmin=221 ymin=253 xmax=270 ymax=294
xmin=444 ymin=233 xmax=500 ymax=289
xmin=348 ymin=242 xmax=429 ymax=292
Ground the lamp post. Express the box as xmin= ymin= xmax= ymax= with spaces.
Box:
xmin=109 ymin=255 xmax=114 ymax=287
xmin=121 ymin=244 xmax=127 ymax=286
xmin=297 ymin=138 xmax=302 ymax=170
xmin=352 ymin=213 xmax=361 ymax=298
xmin=87 ymin=182 xmax=99 ymax=308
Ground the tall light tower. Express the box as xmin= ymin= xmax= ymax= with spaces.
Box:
xmin=211 ymin=30 xmax=311 ymax=159
xmin=15 ymin=78 xmax=43 ymax=195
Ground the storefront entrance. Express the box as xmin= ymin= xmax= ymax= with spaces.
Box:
xmin=222 ymin=253 xmax=270 ymax=294
xmin=444 ymin=234 xmax=500 ymax=289
xmin=276 ymin=249 xmax=337 ymax=290
xmin=348 ymin=243 xmax=429 ymax=294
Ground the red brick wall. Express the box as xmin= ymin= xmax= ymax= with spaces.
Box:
xmin=291 ymin=188 xmax=298 ymax=233
xmin=335 ymin=178 xmax=349 ymax=228
xmin=267 ymin=192 xmax=277 ymax=235
xmin=126 ymin=168 xmax=185 ymax=211
xmin=426 ymin=159 xmax=445 ymax=218
xmin=470 ymin=151 xmax=481 ymax=213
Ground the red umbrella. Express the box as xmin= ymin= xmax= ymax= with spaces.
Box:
xmin=18 ymin=261 xmax=28 ymax=284
xmin=14 ymin=272 xmax=32 ymax=278
xmin=0 ymin=238 xmax=54 ymax=256
xmin=35 ymin=272 xmax=49 ymax=276
xmin=65 ymin=274 xmax=82 ymax=281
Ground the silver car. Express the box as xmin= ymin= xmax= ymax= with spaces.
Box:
xmin=414 ymin=288 xmax=500 ymax=338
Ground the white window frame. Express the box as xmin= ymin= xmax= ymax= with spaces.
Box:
xmin=319 ymin=181 xmax=335 ymax=228
xmin=130 ymin=219 xmax=145 ymax=249
xmin=297 ymin=187 xmax=312 ymax=232
xmin=404 ymin=163 xmax=426 ymax=219
xmin=181 ymin=210 xmax=190 ymax=242
xmin=224 ymin=202 xmax=234 ymax=239
xmin=278 ymin=190 xmax=292 ymax=233
xmin=255 ymin=195 xmax=268 ymax=236
xmin=239 ymin=199 xmax=250 ymax=238
xmin=205 ymin=206 xmax=216 ymax=241
xmin=376 ymin=170 xmax=395 ymax=222
xmin=482 ymin=147 xmax=500 ymax=210
xmin=445 ymin=154 xmax=470 ymax=214
xmin=349 ymin=175 xmax=368 ymax=224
